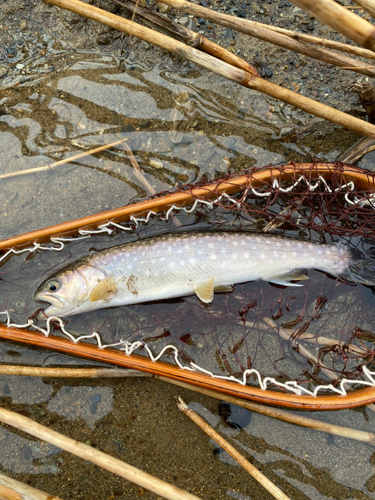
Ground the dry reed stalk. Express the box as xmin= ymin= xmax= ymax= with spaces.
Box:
xmin=339 ymin=136 xmax=375 ymax=163
xmin=262 ymin=317 xmax=338 ymax=381
xmin=0 ymin=473 xmax=63 ymax=500
xmin=0 ymin=406 xmax=201 ymax=500
xmin=175 ymin=397 xmax=291 ymax=500
xmin=0 ymin=137 xmax=128 ymax=180
xmin=155 ymin=0 xmax=375 ymax=76
xmin=121 ymin=141 xmax=156 ymax=195
xmin=44 ymin=0 xmax=375 ymax=140
xmin=255 ymin=23 xmax=375 ymax=61
xmin=112 ymin=0 xmax=259 ymax=75
xmin=352 ymin=0 xmax=375 ymax=18
xmin=289 ymin=0 xmax=375 ymax=51
xmin=250 ymin=320 xmax=368 ymax=356
xmin=162 ymin=379 xmax=375 ymax=445
xmin=119 ymin=140 xmax=182 ymax=226
xmin=0 ymin=365 xmax=152 ymax=378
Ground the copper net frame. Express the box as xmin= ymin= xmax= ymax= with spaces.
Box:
xmin=2 ymin=162 xmax=375 ymax=410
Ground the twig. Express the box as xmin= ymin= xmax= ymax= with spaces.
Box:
xmin=289 ymin=0 xmax=375 ymax=51
xmin=338 ymin=136 xmax=375 ymax=163
xmin=255 ymin=23 xmax=375 ymax=61
xmin=121 ymin=142 xmax=156 ymax=195
xmin=0 ymin=137 xmax=129 ymax=180
xmin=352 ymin=0 xmax=375 ymax=18
xmin=176 ymin=397 xmax=291 ymax=500
xmin=262 ymin=317 xmax=338 ymax=381
xmin=162 ymin=380 xmax=375 ymax=445
xmin=44 ymin=0 xmax=375 ymax=140
xmin=118 ymin=142 xmax=182 ymax=226
xmin=0 ymin=406 xmax=201 ymax=500
xmin=155 ymin=0 xmax=375 ymax=77
xmin=248 ymin=320 xmax=368 ymax=356
xmin=0 ymin=365 xmax=152 ymax=378
xmin=0 ymin=473 xmax=63 ymax=500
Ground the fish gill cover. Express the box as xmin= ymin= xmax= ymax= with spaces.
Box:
xmin=2 ymin=163 xmax=375 ymax=396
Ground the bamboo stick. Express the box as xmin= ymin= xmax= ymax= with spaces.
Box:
xmin=176 ymin=397 xmax=291 ymax=500
xmin=352 ymin=0 xmax=375 ymax=18
xmin=256 ymin=23 xmax=375 ymax=61
xmin=0 ymin=473 xmax=63 ymax=500
xmin=289 ymin=0 xmax=375 ymax=51
xmin=44 ymin=0 xmax=375 ymax=140
xmin=0 ymin=138 xmax=128 ymax=180
xmin=0 ymin=406 xmax=201 ymax=500
xmin=163 ymin=379 xmax=375 ymax=445
xmin=0 ymin=365 xmax=152 ymax=378
xmin=154 ymin=0 xmax=375 ymax=76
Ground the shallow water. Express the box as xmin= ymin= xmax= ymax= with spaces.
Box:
xmin=1 ymin=45 xmax=375 ymax=500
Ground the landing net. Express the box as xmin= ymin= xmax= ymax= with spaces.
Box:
xmin=2 ymin=162 xmax=375 ymax=397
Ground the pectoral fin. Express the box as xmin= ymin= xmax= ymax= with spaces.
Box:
xmin=89 ymin=277 xmax=118 ymax=302
xmin=194 ymin=276 xmax=215 ymax=303
xmin=264 ymin=270 xmax=308 ymax=287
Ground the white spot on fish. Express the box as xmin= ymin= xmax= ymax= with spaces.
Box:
xmin=260 ymin=254 xmax=265 ymax=259
xmin=210 ymin=254 xmax=217 ymax=260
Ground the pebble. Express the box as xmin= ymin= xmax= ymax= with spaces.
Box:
xmin=158 ymin=2 xmax=171 ymax=13
xmin=20 ymin=20 xmax=26 ymax=30
xmin=0 ymin=66 xmax=8 ymax=78
xmin=178 ymin=16 xmax=189 ymax=27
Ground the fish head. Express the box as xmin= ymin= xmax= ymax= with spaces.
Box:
xmin=34 ymin=264 xmax=106 ymax=318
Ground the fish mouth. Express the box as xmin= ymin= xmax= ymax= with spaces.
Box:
xmin=34 ymin=293 xmax=66 ymax=320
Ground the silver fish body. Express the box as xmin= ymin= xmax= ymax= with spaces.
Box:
xmin=34 ymin=232 xmax=372 ymax=318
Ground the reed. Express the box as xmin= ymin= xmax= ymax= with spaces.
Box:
xmin=0 ymin=365 xmax=152 ymax=378
xmin=166 ymin=381 xmax=375 ymax=446
xmin=44 ymin=0 xmax=375 ymax=140
xmin=176 ymin=397 xmax=291 ymax=500
xmin=0 ymin=138 xmax=128 ymax=180
xmin=352 ymin=0 xmax=375 ymax=19
xmin=155 ymin=0 xmax=375 ymax=75
xmin=0 ymin=406 xmax=201 ymax=500
xmin=0 ymin=473 xmax=63 ymax=500
xmin=289 ymin=0 xmax=375 ymax=51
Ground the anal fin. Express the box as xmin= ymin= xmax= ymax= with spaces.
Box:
xmin=194 ymin=276 xmax=215 ymax=303
xmin=264 ymin=270 xmax=308 ymax=287
xmin=214 ymin=285 xmax=233 ymax=293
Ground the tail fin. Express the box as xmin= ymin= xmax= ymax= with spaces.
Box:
xmin=344 ymin=259 xmax=375 ymax=286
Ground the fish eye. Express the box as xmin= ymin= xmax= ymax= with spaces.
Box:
xmin=45 ymin=280 xmax=60 ymax=293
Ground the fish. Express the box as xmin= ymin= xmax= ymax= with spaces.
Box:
xmin=34 ymin=232 xmax=375 ymax=318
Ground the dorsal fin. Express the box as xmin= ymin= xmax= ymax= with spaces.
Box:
xmin=89 ymin=277 xmax=118 ymax=302
xmin=194 ymin=276 xmax=215 ymax=303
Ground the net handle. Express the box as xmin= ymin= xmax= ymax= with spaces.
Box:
xmin=1 ymin=162 xmax=373 ymax=252
xmin=1 ymin=324 xmax=374 ymax=410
